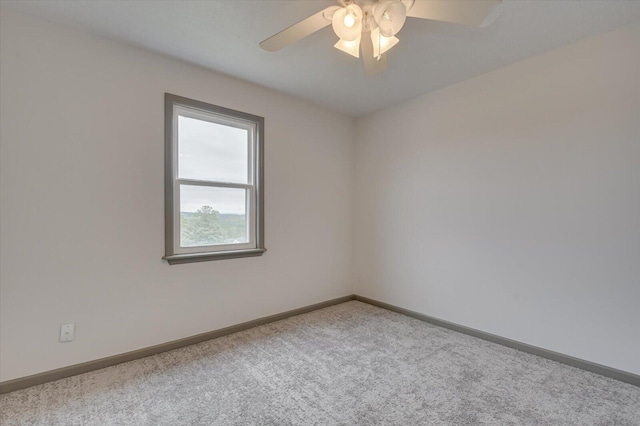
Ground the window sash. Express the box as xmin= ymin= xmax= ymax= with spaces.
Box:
xmin=173 ymin=182 xmax=256 ymax=254
xmin=174 ymin=106 xmax=256 ymax=185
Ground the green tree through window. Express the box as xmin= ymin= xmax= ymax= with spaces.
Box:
xmin=180 ymin=206 xmax=247 ymax=247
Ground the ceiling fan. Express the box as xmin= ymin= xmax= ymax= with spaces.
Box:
xmin=260 ymin=0 xmax=503 ymax=75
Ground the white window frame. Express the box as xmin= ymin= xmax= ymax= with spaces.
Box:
xmin=163 ymin=94 xmax=265 ymax=264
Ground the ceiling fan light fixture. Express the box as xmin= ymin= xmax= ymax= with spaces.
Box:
xmin=334 ymin=37 xmax=361 ymax=58
xmin=344 ymin=12 xmax=356 ymax=28
xmin=373 ymin=0 xmax=407 ymax=37
xmin=371 ymin=27 xmax=399 ymax=58
xmin=332 ymin=4 xmax=363 ymax=41
xmin=259 ymin=0 xmax=504 ymax=75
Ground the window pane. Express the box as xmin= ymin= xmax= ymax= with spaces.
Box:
xmin=179 ymin=185 xmax=248 ymax=247
xmin=178 ymin=115 xmax=249 ymax=183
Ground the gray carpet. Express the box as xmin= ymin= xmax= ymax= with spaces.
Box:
xmin=1 ymin=301 xmax=639 ymax=425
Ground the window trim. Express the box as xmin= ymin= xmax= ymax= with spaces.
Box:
xmin=163 ymin=93 xmax=265 ymax=265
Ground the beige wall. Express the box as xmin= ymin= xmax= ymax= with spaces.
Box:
xmin=354 ymin=24 xmax=640 ymax=374
xmin=0 ymin=9 xmax=354 ymax=381
xmin=2 ymin=8 xmax=638 ymax=383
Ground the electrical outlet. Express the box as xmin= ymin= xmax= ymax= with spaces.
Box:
xmin=60 ymin=323 xmax=75 ymax=342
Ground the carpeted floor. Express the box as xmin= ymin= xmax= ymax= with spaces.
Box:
xmin=1 ymin=301 xmax=639 ymax=425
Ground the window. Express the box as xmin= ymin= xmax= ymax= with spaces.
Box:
xmin=163 ymin=94 xmax=265 ymax=264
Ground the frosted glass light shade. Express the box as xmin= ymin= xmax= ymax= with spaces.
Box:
xmin=332 ymin=4 xmax=363 ymax=41
xmin=374 ymin=0 xmax=407 ymax=37
xmin=371 ymin=28 xmax=399 ymax=58
xmin=334 ymin=37 xmax=361 ymax=58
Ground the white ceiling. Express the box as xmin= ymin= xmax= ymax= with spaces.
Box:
xmin=3 ymin=0 xmax=639 ymax=117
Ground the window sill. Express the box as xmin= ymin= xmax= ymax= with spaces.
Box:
xmin=163 ymin=248 xmax=266 ymax=265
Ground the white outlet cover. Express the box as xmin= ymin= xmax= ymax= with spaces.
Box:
xmin=60 ymin=323 xmax=75 ymax=342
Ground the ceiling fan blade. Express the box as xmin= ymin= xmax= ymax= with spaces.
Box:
xmin=260 ymin=6 xmax=339 ymax=52
xmin=360 ymin=32 xmax=388 ymax=76
xmin=406 ymin=0 xmax=503 ymax=28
